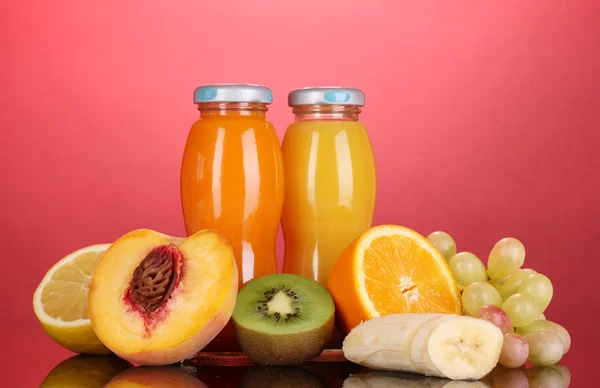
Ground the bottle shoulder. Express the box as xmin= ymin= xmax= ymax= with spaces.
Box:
xmin=191 ymin=116 xmax=276 ymax=132
xmin=285 ymin=119 xmax=367 ymax=132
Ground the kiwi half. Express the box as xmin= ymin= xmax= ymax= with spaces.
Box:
xmin=232 ymin=273 xmax=335 ymax=365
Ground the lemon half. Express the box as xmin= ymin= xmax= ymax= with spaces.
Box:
xmin=33 ymin=244 xmax=112 ymax=354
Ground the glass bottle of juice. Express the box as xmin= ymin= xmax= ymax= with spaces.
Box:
xmin=180 ymin=84 xmax=283 ymax=350
xmin=281 ymin=87 xmax=377 ymax=286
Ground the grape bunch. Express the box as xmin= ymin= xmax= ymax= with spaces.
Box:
xmin=427 ymin=232 xmax=571 ymax=369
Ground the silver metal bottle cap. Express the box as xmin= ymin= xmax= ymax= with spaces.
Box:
xmin=288 ymin=87 xmax=365 ymax=106
xmin=193 ymin=84 xmax=273 ymax=104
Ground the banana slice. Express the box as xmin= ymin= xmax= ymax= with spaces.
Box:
xmin=427 ymin=316 xmax=503 ymax=380
xmin=341 ymin=313 xmax=503 ymax=381
xmin=343 ymin=314 xmax=439 ymax=372
xmin=410 ymin=315 xmax=456 ymax=377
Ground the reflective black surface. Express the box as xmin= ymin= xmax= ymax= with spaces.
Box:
xmin=35 ymin=353 xmax=575 ymax=387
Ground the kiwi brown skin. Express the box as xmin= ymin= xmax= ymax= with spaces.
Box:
xmin=239 ymin=366 xmax=327 ymax=388
xmin=233 ymin=314 xmax=334 ymax=365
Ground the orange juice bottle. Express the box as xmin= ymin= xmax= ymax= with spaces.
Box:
xmin=282 ymin=87 xmax=377 ymax=286
xmin=180 ymin=84 xmax=283 ymax=350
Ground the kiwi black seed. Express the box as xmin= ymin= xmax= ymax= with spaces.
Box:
xmin=231 ymin=273 xmax=335 ymax=365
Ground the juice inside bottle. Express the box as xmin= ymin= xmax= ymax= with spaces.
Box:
xmin=180 ymin=84 xmax=283 ymax=350
xmin=282 ymin=87 xmax=377 ymax=287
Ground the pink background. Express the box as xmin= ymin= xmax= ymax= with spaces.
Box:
xmin=2 ymin=1 xmax=599 ymax=385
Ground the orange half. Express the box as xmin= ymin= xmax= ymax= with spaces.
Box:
xmin=328 ymin=225 xmax=461 ymax=334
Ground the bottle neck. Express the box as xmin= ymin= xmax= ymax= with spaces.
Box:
xmin=293 ymin=105 xmax=360 ymax=121
xmin=198 ymin=102 xmax=267 ymax=118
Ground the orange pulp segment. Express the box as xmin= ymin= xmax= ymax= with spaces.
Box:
xmin=328 ymin=225 xmax=462 ymax=334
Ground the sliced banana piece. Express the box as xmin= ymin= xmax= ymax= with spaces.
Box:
xmin=341 ymin=313 xmax=503 ymax=381
xmin=343 ymin=314 xmax=440 ymax=372
xmin=427 ymin=316 xmax=503 ymax=380
xmin=410 ymin=314 xmax=456 ymax=377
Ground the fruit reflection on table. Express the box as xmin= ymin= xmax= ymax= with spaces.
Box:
xmin=40 ymin=355 xmax=132 ymax=387
xmin=39 ymin=354 xmax=571 ymax=387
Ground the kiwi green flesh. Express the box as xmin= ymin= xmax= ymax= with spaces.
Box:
xmin=232 ymin=273 xmax=335 ymax=365
xmin=234 ymin=314 xmax=334 ymax=365
xmin=232 ymin=273 xmax=335 ymax=335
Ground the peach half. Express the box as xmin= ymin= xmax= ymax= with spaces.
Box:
xmin=88 ymin=228 xmax=238 ymax=366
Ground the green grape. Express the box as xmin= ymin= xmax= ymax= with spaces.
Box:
xmin=487 ymin=278 xmax=502 ymax=291
xmin=427 ymin=231 xmax=456 ymax=262
xmin=449 ymin=252 xmax=488 ymax=287
xmin=515 ymin=319 xmax=571 ymax=353
xmin=502 ymin=293 xmax=539 ymax=328
xmin=518 ymin=273 xmax=553 ymax=313
xmin=461 ymin=282 xmax=502 ymax=316
xmin=487 ymin=272 xmax=514 ymax=291
xmin=497 ymin=268 xmax=537 ymax=300
xmin=487 ymin=237 xmax=526 ymax=280
xmin=524 ymin=331 xmax=564 ymax=366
